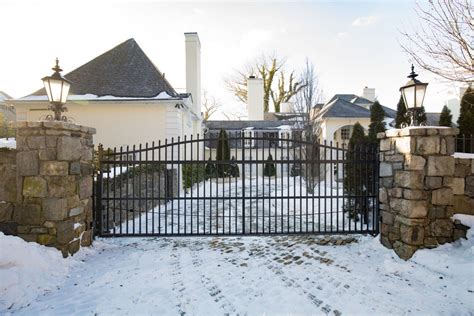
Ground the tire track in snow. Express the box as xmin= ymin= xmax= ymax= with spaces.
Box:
xmin=187 ymin=241 xmax=237 ymax=314
xmin=169 ymin=247 xmax=192 ymax=315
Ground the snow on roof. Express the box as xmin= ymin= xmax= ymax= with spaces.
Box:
xmin=17 ymin=91 xmax=177 ymax=101
xmin=277 ymin=125 xmax=293 ymax=130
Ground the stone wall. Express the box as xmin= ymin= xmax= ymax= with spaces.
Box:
xmin=452 ymin=157 xmax=474 ymax=215
xmin=378 ymin=127 xmax=469 ymax=260
xmin=0 ymin=147 xmax=17 ymax=234
xmin=100 ymin=168 xmax=177 ymax=231
xmin=0 ymin=121 xmax=96 ymax=257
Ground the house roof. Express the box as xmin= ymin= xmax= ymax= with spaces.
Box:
xmin=0 ymin=91 xmax=12 ymax=101
xmin=323 ymin=94 xmax=396 ymax=118
xmin=205 ymin=120 xmax=297 ymax=130
xmin=318 ymin=97 xmax=371 ymax=118
xmin=425 ymin=112 xmax=458 ymax=127
xmin=29 ymin=38 xmax=178 ymax=98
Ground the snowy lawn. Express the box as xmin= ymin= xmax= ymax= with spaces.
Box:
xmin=2 ymin=216 xmax=474 ymax=315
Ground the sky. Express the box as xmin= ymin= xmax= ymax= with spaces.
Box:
xmin=0 ymin=0 xmax=465 ymax=119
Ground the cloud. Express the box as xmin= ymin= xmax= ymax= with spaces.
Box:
xmin=352 ymin=16 xmax=377 ymax=27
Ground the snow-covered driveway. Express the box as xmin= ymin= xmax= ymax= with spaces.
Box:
xmin=5 ymin=228 xmax=474 ymax=315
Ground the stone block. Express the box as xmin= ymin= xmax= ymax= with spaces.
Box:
xmin=446 ymin=177 xmax=465 ymax=195
xmin=388 ymin=188 xmax=403 ymax=198
xmin=23 ymin=176 xmax=47 ymax=197
xmin=81 ymin=230 xmax=92 ymax=246
xmin=399 ymin=128 xmax=427 ymax=136
xmin=393 ymin=241 xmax=417 ymax=260
xmin=79 ymin=177 xmax=93 ymax=199
xmin=403 ymin=189 xmax=426 ymax=200
xmin=425 ymin=176 xmax=443 ymax=189
xmin=379 ymin=188 xmax=388 ymax=203
xmin=47 ymin=176 xmax=77 ymax=198
xmin=454 ymin=163 xmax=471 ymax=178
xmin=381 ymin=210 xmax=395 ymax=224
xmin=81 ymin=163 xmax=93 ymax=176
xmin=56 ymin=219 xmax=74 ymax=244
xmin=13 ymin=204 xmax=41 ymax=225
xmin=381 ymin=177 xmax=393 ymax=188
xmin=404 ymin=155 xmax=426 ymax=171
xmin=424 ymin=237 xmax=438 ymax=248
xmin=27 ymin=136 xmax=46 ymax=149
xmin=17 ymin=150 xmax=39 ymax=176
xmin=400 ymin=224 xmax=424 ymax=246
xmin=30 ymin=227 xmax=48 ymax=234
xmin=430 ymin=219 xmax=453 ymax=237
xmin=40 ymin=161 xmax=69 ymax=176
xmin=68 ymin=239 xmax=81 ymax=255
xmin=379 ymin=162 xmax=393 ymax=177
xmin=0 ymin=202 xmax=13 ymax=221
xmin=69 ymin=206 xmax=84 ymax=217
xmin=415 ymin=137 xmax=440 ymax=155
xmin=46 ymin=136 xmax=58 ymax=148
xmin=18 ymin=234 xmax=37 ymax=242
xmin=42 ymin=198 xmax=68 ymax=221
xmin=394 ymin=170 xmax=424 ymax=189
xmin=395 ymin=137 xmax=415 ymax=154
xmin=0 ymin=166 xmax=17 ymax=202
xmin=39 ymin=148 xmax=57 ymax=160
xmin=429 ymin=206 xmax=446 ymax=219
xmin=431 ymin=188 xmax=453 ymax=206
xmin=453 ymin=195 xmax=474 ymax=215
xmin=57 ymin=137 xmax=82 ymax=161
xmin=70 ymin=162 xmax=81 ymax=175
xmin=380 ymin=139 xmax=392 ymax=151
xmin=81 ymin=147 xmax=93 ymax=162
xmin=390 ymin=198 xmax=428 ymax=218
xmin=384 ymin=154 xmax=404 ymax=162
xmin=0 ymin=222 xmax=18 ymax=235
xmin=37 ymin=234 xmax=56 ymax=245
xmin=427 ymin=156 xmax=454 ymax=176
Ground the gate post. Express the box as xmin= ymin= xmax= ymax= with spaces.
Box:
xmin=377 ymin=127 xmax=459 ymax=260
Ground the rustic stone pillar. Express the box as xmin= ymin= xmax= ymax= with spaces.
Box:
xmin=14 ymin=121 xmax=96 ymax=257
xmin=378 ymin=127 xmax=458 ymax=260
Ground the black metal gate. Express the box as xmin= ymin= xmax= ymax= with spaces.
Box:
xmin=94 ymin=133 xmax=379 ymax=237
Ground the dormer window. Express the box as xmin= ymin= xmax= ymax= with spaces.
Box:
xmin=242 ymin=129 xmax=254 ymax=148
xmin=279 ymin=130 xmax=292 ymax=147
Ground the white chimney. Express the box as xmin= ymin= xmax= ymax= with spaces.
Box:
xmin=185 ymin=32 xmax=201 ymax=115
xmin=362 ymin=86 xmax=376 ymax=102
xmin=247 ymin=76 xmax=264 ymax=120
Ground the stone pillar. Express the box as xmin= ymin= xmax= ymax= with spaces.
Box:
xmin=14 ymin=121 xmax=95 ymax=257
xmin=378 ymin=127 xmax=458 ymax=260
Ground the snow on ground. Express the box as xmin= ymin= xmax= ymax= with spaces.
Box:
xmin=108 ymin=176 xmax=376 ymax=236
xmin=2 ymin=220 xmax=474 ymax=315
xmin=0 ymin=232 xmax=82 ymax=311
xmin=0 ymin=138 xmax=16 ymax=149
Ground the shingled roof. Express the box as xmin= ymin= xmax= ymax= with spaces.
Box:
xmin=324 ymin=94 xmax=396 ymax=118
xmin=30 ymin=38 xmax=178 ymax=98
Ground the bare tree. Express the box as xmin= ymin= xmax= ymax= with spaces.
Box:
xmin=225 ymin=54 xmax=305 ymax=112
xmin=222 ymin=108 xmax=247 ymax=121
xmin=400 ymin=0 xmax=473 ymax=83
xmin=202 ymin=90 xmax=222 ymax=121
xmin=292 ymin=59 xmax=323 ymax=193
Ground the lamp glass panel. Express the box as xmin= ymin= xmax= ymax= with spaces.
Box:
xmin=402 ymin=85 xmax=415 ymax=108
xmin=60 ymin=81 xmax=71 ymax=104
xmin=42 ymin=78 xmax=53 ymax=102
xmin=47 ymin=78 xmax=64 ymax=103
xmin=415 ymin=84 xmax=427 ymax=107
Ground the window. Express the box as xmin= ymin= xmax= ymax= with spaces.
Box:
xmin=279 ymin=130 xmax=292 ymax=147
xmin=341 ymin=127 xmax=350 ymax=140
xmin=243 ymin=129 xmax=254 ymax=148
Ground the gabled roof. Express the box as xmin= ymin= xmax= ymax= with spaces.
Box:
xmin=0 ymin=91 xmax=12 ymax=101
xmin=29 ymin=38 xmax=177 ymax=98
xmin=318 ymin=97 xmax=371 ymax=118
xmin=324 ymin=94 xmax=396 ymax=118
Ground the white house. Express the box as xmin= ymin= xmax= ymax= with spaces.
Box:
xmin=0 ymin=91 xmax=15 ymax=137
xmin=7 ymin=33 xmax=203 ymax=150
